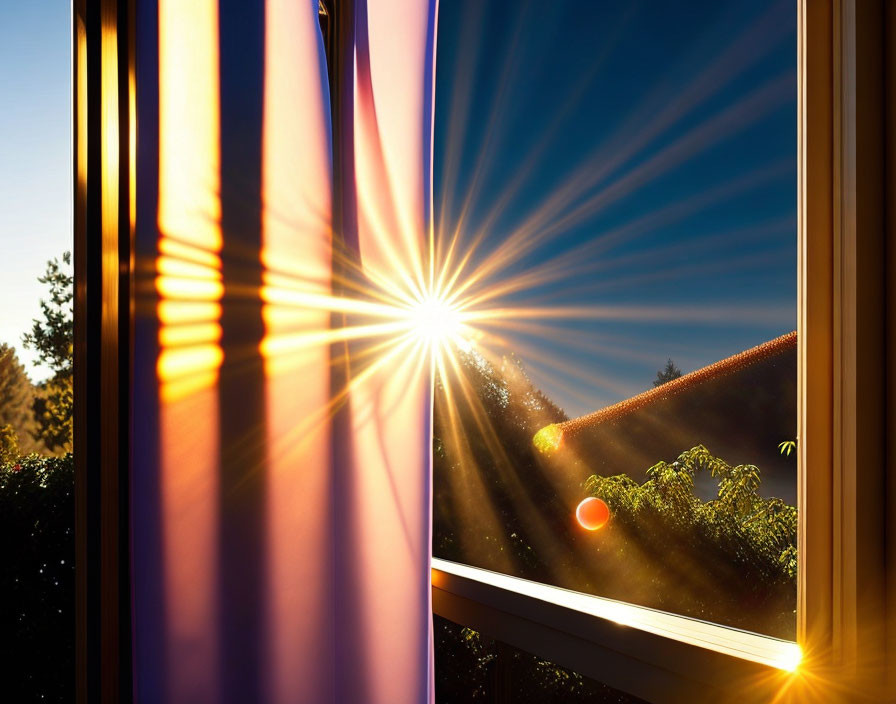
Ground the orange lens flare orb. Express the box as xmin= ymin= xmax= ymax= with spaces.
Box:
xmin=576 ymin=497 xmax=610 ymax=531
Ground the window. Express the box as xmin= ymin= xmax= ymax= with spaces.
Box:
xmin=431 ymin=2 xmax=896 ymax=701
xmin=432 ymin=0 xmax=798 ymax=641
xmin=68 ymin=1 xmax=895 ymax=701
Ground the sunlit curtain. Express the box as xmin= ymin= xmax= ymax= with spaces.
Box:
xmin=132 ymin=1 xmax=438 ymax=702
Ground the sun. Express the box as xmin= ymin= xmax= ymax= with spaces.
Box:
xmin=405 ymin=294 xmax=464 ymax=351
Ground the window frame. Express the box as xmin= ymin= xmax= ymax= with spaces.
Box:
xmin=73 ymin=0 xmax=134 ymax=702
xmin=430 ymin=1 xmax=893 ymax=701
xmin=432 ymin=558 xmax=798 ymax=702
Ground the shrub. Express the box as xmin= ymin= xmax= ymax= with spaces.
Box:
xmin=585 ymin=445 xmax=798 ymax=582
xmin=583 ymin=445 xmax=797 ymax=637
xmin=434 ymin=616 xmax=644 ymax=703
xmin=0 ymin=453 xmax=74 ymax=702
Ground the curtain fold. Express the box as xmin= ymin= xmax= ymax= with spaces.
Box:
xmin=133 ymin=1 xmax=439 ymax=702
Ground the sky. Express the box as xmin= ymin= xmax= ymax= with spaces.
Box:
xmin=434 ymin=0 xmax=797 ymax=418
xmin=0 ymin=1 xmax=71 ymax=382
xmin=0 ymin=0 xmax=796 ymax=408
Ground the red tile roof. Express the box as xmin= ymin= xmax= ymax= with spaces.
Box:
xmin=534 ymin=331 xmax=797 ymax=452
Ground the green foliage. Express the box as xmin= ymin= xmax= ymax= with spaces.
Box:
xmin=0 ymin=424 xmax=20 ymax=464
xmin=31 ymin=376 xmax=73 ymax=453
xmin=653 ymin=358 xmax=682 ymax=387
xmin=778 ymin=439 xmax=796 ymax=457
xmin=0 ymin=343 xmax=41 ymax=453
xmin=585 ymin=445 xmax=798 ymax=582
xmin=435 ymin=349 xmax=797 ymax=641
xmin=22 ymin=253 xmax=73 ymax=453
xmin=23 ymin=252 xmax=73 ymax=376
xmin=0 ymin=453 xmax=74 ymax=701
xmin=435 ymin=616 xmax=643 ymax=703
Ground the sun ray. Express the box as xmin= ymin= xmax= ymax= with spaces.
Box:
xmin=213 ymin=0 xmax=801 ymax=659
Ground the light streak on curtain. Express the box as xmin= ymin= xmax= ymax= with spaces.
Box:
xmin=155 ymin=1 xmax=222 ymax=701
xmin=261 ymin=0 xmax=334 ymax=702
xmin=133 ymin=1 xmax=439 ymax=702
xmin=349 ymin=2 xmax=439 ymax=703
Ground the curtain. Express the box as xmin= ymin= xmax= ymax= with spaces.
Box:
xmin=133 ymin=1 xmax=439 ymax=702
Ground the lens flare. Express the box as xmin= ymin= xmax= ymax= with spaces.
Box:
xmin=533 ymin=423 xmax=563 ymax=454
xmin=576 ymin=497 xmax=610 ymax=531
xmin=405 ymin=295 xmax=464 ymax=351
xmin=776 ymin=643 xmax=802 ymax=673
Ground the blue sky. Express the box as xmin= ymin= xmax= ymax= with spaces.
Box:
xmin=0 ymin=0 xmax=796 ymax=410
xmin=0 ymin=1 xmax=71 ymax=381
xmin=434 ymin=0 xmax=797 ymax=417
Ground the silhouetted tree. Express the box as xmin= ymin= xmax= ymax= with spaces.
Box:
xmin=22 ymin=253 xmax=73 ymax=453
xmin=653 ymin=358 xmax=682 ymax=387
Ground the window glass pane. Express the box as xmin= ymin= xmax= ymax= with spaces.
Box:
xmin=432 ymin=0 xmax=797 ymax=639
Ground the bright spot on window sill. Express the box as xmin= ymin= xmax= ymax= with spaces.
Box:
xmin=775 ymin=643 xmax=802 ymax=673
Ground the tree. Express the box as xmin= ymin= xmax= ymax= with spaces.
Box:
xmin=0 ymin=343 xmax=37 ymax=453
xmin=31 ymin=378 xmax=72 ymax=454
xmin=0 ymin=425 xmax=19 ymax=464
xmin=433 ymin=346 xmax=797 ymax=640
xmin=22 ymin=253 xmax=73 ymax=453
xmin=653 ymin=358 xmax=682 ymax=387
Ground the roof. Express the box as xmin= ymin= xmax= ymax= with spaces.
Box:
xmin=533 ymin=330 xmax=797 ymax=454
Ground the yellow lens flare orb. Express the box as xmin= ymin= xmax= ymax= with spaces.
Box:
xmin=576 ymin=497 xmax=610 ymax=531
xmin=533 ymin=423 xmax=563 ymax=454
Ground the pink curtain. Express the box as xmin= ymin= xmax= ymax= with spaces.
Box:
xmin=133 ymin=1 xmax=439 ymax=702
